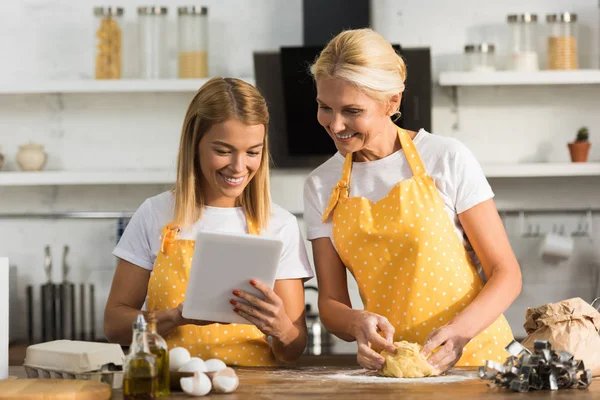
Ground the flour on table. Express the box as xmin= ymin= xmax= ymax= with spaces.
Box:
xmin=322 ymin=369 xmax=478 ymax=384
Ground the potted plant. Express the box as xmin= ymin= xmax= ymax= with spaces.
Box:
xmin=568 ymin=127 xmax=591 ymax=162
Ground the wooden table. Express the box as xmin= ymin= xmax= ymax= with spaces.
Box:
xmin=8 ymin=365 xmax=600 ymax=399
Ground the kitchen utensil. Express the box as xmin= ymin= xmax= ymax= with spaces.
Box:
xmin=58 ymin=245 xmax=76 ymax=341
xmin=304 ymin=286 xmax=334 ymax=355
xmin=90 ymin=284 xmax=96 ymax=341
xmin=0 ymin=379 xmax=111 ymax=400
xmin=539 ymin=232 xmax=573 ymax=263
xmin=79 ymin=283 xmax=86 ymax=341
xmin=41 ymin=246 xmax=53 ymax=342
xmin=26 ymin=285 xmax=34 ymax=344
xmin=479 ymin=339 xmax=592 ymax=392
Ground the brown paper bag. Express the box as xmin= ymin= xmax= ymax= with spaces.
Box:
xmin=521 ymin=297 xmax=600 ymax=376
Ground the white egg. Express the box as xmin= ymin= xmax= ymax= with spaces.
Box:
xmin=204 ymin=358 xmax=227 ymax=373
xmin=180 ymin=371 xmax=212 ymax=397
xmin=169 ymin=347 xmax=191 ymax=371
xmin=211 ymin=367 xmax=239 ymax=393
xmin=178 ymin=357 xmax=208 ymax=373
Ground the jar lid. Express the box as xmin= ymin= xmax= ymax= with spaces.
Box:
xmin=465 ymin=43 xmax=495 ymax=53
xmin=178 ymin=6 xmax=208 ymax=15
xmin=137 ymin=6 xmax=168 ymax=15
xmin=546 ymin=12 xmax=577 ymax=23
xmin=507 ymin=13 xmax=538 ymax=23
xmin=93 ymin=7 xmax=124 ymax=17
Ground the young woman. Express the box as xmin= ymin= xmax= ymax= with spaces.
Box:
xmin=303 ymin=29 xmax=522 ymax=372
xmin=105 ymin=77 xmax=313 ymax=366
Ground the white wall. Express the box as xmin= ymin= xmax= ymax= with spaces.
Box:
xmin=1 ymin=0 xmax=600 ymax=348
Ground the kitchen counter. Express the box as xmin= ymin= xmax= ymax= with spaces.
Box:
xmin=7 ymin=365 xmax=600 ymax=399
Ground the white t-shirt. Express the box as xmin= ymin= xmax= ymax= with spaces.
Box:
xmin=113 ymin=191 xmax=314 ymax=281
xmin=303 ymin=129 xmax=494 ymax=273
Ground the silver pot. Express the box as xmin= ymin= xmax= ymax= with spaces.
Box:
xmin=304 ymin=286 xmax=334 ymax=355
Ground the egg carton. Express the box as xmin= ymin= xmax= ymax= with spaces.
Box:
xmin=23 ymin=364 xmax=124 ymax=389
xmin=22 ymin=340 xmax=126 ymax=389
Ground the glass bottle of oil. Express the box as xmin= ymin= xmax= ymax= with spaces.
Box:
xmin=144 ymin=311 xmax=170 ymax=397
xmin=123 ymin=314 xmax=158 ymax=399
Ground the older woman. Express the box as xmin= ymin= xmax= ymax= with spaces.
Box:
xmin=303 ymin=29 xmax=522 ymax=372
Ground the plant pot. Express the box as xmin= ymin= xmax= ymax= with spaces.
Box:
xmin=568 ymin=141 xmax=591 ymax=162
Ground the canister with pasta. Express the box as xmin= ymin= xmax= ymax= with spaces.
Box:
xmin=546 ymin=12 xmax=578 ymax=70
xmin=94 ymin=7 xmax=123 ymax=79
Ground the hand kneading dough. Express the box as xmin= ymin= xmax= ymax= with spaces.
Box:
xmin=379 ymin=341 xmax=440 ymax=378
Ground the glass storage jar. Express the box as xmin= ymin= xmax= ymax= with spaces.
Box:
xmin=138 ymin=6 xmax=169 ymax=79
xmin=465 ymin=43 xmax=496 ymax=72
xmin=177 ymin=6 xmax=208 ymax=78
xmin=94 ymin=7 xmax=123 ymax=79
xmin=507 ymin=13 xmax=539 ymax=71
xmin=546 ymin=12 xmax=578 ymax=70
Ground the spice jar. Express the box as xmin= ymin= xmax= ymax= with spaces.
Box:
xmin=138 ymin=6 xmax=169 ymax=79
xmin=94 ymin=7 xmax=123 ymax=79
xmin=464 ymin=43 xmax=496 ymax=72
xmin=507 ymin=13 xmax=539 ymax=71
xmin=177 ymin=6 xmax=209 ymax=78
xmin=546 ymin=12 xmax=578 ymax=70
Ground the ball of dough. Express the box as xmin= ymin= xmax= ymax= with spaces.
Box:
xmin=379 ymin=341 xmax=440 ymax=378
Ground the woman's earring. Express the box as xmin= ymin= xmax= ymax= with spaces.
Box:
xmin=392 ymin=111 xmax=402 ymax=121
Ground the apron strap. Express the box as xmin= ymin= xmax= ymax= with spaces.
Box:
xmin=160 ymin=223 xmax=181 ymax=253
xmin=397 ymin=126 xmax=426 ymax=177
xmin=160 ymin=209 xmax=259 ymax=253
xmin=322 ymin=153 xmax=353 ymax=222
xmin=246 ymin=215 xmax=260 ymax=235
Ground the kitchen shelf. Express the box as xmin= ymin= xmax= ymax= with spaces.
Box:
xmin=483 ymin=162 xmax=600 ymax=178
xmin=0 ymin=78 xmax=255 ymax=94
xmin=0 ymin=163 xmax=599 ymax=186
xmin=439 ymin=69 xmax=600 ymax=87
xmin=0 ymin=170 xmax=175 ymax=186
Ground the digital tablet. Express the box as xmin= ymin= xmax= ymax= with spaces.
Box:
xmin=181 ymin=231 xmax=284 ymax=324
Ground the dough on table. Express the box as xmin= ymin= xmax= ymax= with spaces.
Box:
xmin=379 ymin=341 xmax=441 ymax=378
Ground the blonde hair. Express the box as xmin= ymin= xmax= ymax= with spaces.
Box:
xmin=173 ymin=77 xmax=271 ymax=231
xmin=310 ymin=28 xmax=407 ymax=109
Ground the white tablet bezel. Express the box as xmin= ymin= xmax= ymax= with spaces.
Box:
xmin=181 ymin=231 xmax=284 ymax=324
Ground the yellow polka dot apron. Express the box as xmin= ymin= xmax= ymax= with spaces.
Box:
xmin=323 ymin=127 xmax=514 ymax=367
xmin=146 ymin=216 xmax=276 ymax=367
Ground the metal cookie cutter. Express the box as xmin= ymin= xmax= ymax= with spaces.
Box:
xmin=479 ymin=340 xmax=592 ymax=392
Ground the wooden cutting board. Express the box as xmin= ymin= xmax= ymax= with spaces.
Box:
xmin=0 ymin=379 xmax=111 ymax=400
